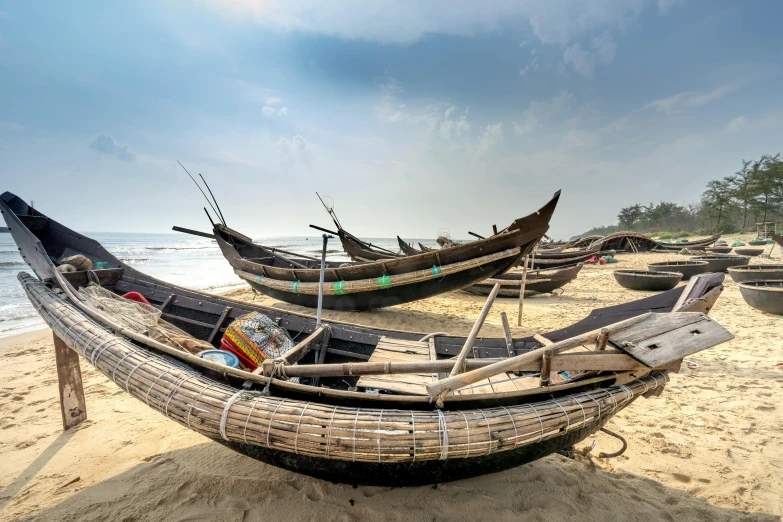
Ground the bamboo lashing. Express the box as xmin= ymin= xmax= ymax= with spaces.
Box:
xmin=20 ymin=272 xmax=669 ymax=464
xmin=517 ymin=255 xmax=530 ymax=326
xmin=427 ymin=313 xmax=651 ymax=404
xmin=447 ymin=283 xmax=501 ymax=378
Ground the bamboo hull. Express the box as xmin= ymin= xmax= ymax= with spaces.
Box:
xmin=19 ymin=271 xmax=665 ymax=485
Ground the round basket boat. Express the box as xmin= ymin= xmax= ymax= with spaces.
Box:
xmin=738 ymin=280 xmax=783 ymax=315
xmin=690 ymin=255 xmax=750 ymax=273
xmin=728 ymin=265 xmax=783 ymax=283
xmin=647 ymin=261 xmax=709 ymax=280
xmin=613 ymin=270 xmax=682 ymax=291
xmin=733 ymin=247 xmax=765 ymax=257
xmin=706 ymin=246 xmax=733 ymax=254
xmin=748 ymin=239 xmax=767 ymax=246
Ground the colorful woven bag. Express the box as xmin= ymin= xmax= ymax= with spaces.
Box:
xmin=221 ymin=312 xmax=295 ymax=370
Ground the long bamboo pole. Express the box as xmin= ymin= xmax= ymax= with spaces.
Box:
xmin=427 ymin=312 xmax=651 ymax=404
xmin=517 ymin=255 xmax=530 ymax=326
xmin=447 ymin=283 xmax=502 ymax=377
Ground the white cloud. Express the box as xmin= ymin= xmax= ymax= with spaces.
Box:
xmin=519 ymin=56 xmax=539 ymax=78
xmin=513 ymin=90 xmax=575 ymax=135
xmin=263 ymin=105 xmax=288 ymax=116
xmin=440 ymin=106 xmax=471 ymax=140
xmin=645 ymin=82 xmax=739 ymax=114
xmin=208 ymin=0 xmax=646 ymax=46
xmin=88 ymin=134 xmax=136 ymax=162
xmin=561 ymin=129 xmax=596 ymax=148
xmin=266 ymin=96 xmax=283 ymax=105
xmin=563 ymin=32 xmax=616 ymax=78
xmin=658 ymin=0 xmax=683 ymax=15
xmin=727 ymin=116 xmax=746 ymax=132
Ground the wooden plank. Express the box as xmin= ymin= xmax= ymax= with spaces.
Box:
xmin=533 ymin=333 xmax=553 ymax=346
xmin=53 ymin=334 xmax=87 ymax=431
xmin=207 ymin=306 xmax=233 ymax=344
xmin=609 ymin=313 xmax=707 ymax=347
xmin=500 ymin=312 xmax=514 ymax=357
xmin=614 ymin=318 xmax=733 ymax=367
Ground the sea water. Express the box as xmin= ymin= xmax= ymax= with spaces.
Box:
xmin=0 ymin=232 xmax=434 ymax=338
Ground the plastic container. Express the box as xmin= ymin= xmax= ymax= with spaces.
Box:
xmin=198 ymin=349 xmax=240 ymax=369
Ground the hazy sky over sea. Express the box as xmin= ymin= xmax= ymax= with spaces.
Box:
xmin=1 ymin=1 xmax=781 ymax=239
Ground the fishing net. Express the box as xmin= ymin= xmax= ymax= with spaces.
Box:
xmin=78 ymin=285 xmax=212 ymax=355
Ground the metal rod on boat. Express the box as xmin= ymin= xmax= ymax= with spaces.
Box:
xmin=316 ymin=234 xmax=332 ymax=327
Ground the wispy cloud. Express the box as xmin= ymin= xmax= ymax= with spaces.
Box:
xmin=519 ymin=56 xmax=539 ymax=78
xmin=263 ymin=105 xmax=288 ymax=116
xmin=727 ymin=115 xmax=745 ymax=132
xmin=645 ymin=82 xmax=740 ymax=114
xmin=563 ymin=32 xmax=616 ymax=78
xmin=88 ymin=134 xmax=135 ymax=161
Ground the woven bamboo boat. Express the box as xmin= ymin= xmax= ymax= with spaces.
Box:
xmin=3 ymin=191 xmax=733 ymax=485
xmin=613 ymin=270 xmax=682 ymax=291
xmin=647 ymin=261 xmax=709 ymax=281
xmin=737 ymin=281 xmax=783 ymax=315
xmin=462 ymin=263 xmax=583 ymax=297
xmin=728 ymin=265 xmax=783 ymax=283
xmin=733 ymin=247 xmax=765 ymax=257
xmin=215 ymin=192 xmax=562 ymax=311
xmin=690 ymin=255 xmax=750 ymax=273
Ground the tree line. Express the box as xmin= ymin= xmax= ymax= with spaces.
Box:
xmin=578 ymin=153 xmax=783 ymax=238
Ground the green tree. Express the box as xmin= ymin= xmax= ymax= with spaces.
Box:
xmin=617 ymin=204 xmax=644 ymax=229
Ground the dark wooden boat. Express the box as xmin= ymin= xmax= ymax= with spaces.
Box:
xmin=690 ymin=255 xmax=750 ymax=273
xmin=530 ymin=248 xmax=600 ymax=269
xmin=587 ymin=232 xmax=721 ymax=252
xmin=728 ymin=265 xmax=783 ymax=283
xmin=462 ymin=263 xmax=583 ymax=297
xmin=215 ymin=192 xmax=563 ymax=311
xmin=3 ymin=191 xmax=732 ymax=486
xmin=647 ymin=261 xmax=709 ymax=280
xmin=397 ymin=236 xmax=422 ymax=256
xmin=734 ymin=247 xmax=765 ymax=257
xmin=738 ymin=281 xmax=783 ymax=315
xmin=418 ymin=242 xmax=437 ymax=253
xmin=653 ymin=232 xmax=722 ymax=251
xmin=613 ymin=270 xmax=682 ymax=291
xmin=772 ymin=234 xmax=783 ymax=248
xmin=706 ymin=246 xmax=733 ymax=254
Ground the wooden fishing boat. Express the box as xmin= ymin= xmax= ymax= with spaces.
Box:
xmin=734 ymin=247 xmax=765 ymax=257
xmin=214 ymin=192 xmax=562 ymax=311
xmin=587 ymin=232 xmax=721 ymax=253
xmin=3 ymin=191 xmax=733 ymax=485
xmin=418 ymin=242 xmax=437 ymax=253
xmin=653 ymin=232 xmax=722 ymax=251
xmin=398 ymin=236 xmax=422 ymax=256
xmin=462 ymin=264 xmax=583 ymax=297
xmin=773 ymin=234 xmax=783 ymax=248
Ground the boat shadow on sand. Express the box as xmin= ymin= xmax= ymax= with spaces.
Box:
xmin=4 ymin=441 xmax=776 ymax=521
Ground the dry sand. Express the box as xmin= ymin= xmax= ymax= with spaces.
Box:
xmin=1 ymin=239 xmax=782 ymax=521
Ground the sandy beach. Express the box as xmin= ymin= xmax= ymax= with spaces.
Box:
xmin=1 ymin=244 xmax=782 ymax=521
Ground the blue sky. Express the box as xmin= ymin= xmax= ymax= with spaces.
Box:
xmin=1 ymin=0 xmax=782 ymax=239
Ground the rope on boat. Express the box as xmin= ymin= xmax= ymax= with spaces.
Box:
xmin=598 ymin=428 xmax=628 ymax=459
xmin=220 ymin=390 xmax=244 ymax=440
xmin=437 ymin=410 xmax=449 ymax=460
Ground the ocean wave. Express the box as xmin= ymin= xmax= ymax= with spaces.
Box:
xmin=119 ymin=258 xmax=151 ymax=263
xmin=143 ymin=246 xmax=213 ymax=251
xmin=0 ymin=261 xmax=23 ymax=267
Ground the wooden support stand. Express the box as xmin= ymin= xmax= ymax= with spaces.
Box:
xmin=53 ymin=333 xmax=87 ymax=431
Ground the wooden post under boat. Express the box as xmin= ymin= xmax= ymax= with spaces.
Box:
xmin=53 ymin=333 xmax=87 ymax=431
xmin=517 ymin=255 xmax=530 ymax=326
